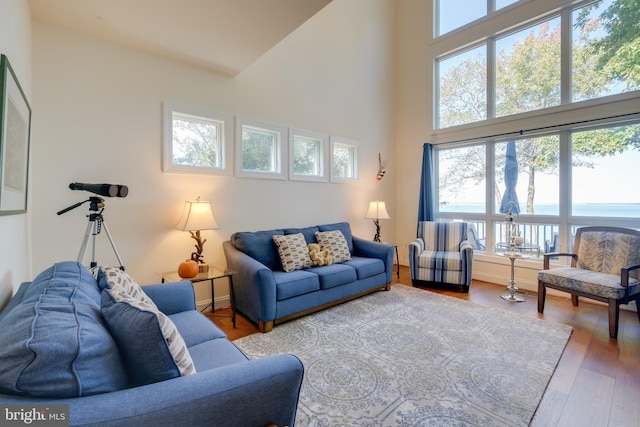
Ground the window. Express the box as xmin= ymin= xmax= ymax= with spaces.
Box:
xmin=572 ymin=0 xmax=639 ymax=102
xmin=289 ymin=129 xmax=329 ymax=182
xmin=163 ymin=103 xmax=231 ymax=174
xmin=436 ymin=0 xmax=519 ymax=36
xmin=571 ymin=123 xmax=640 ymax=217
xmin=331 ymin=137 xmax=358 ymax=182
xmin=495 ymin=18 xmax=561 ymax=117
xmin=235 ymin=118 xmax=287 ymax=180
xmin=437 ymin=46 xmax=487 ymax=128
xmin=438 ymin=145 xmax=486 ymax=213
xmin=431 ymin=0 xmax=640 ymax=260
xmin=435 ymin=0 xmax=640 ymax=129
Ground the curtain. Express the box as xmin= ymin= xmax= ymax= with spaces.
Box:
xmin=417 ymin=143 xmax=435 ymax=232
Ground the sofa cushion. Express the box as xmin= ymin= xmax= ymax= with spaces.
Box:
xmin=0 ymin=261 xmax=127 ymax=397
xmin=318 ymin=222 xmax=353 ymax=253
xmin=316 ymin=230 xmax=352 ymax=263
xmin=168 ymin=310 xmax=227 ymax=347
xmin=274 ymin=270 xmax=320 ymax=301
xmin=98 ymin=266 xmax=157 ymax=306
xmin=344 ymin=256 xmax=386 ymax=280
xmin=273 ymin=233 xmax=313 ymax=272
xmin=101 ymin=290 xmax=196 ymax=387
xmin=231 ymin=229 xmax=284 ymax=270
xmin=311 ymin=264 xmax=357 ymax=289
xmin=188 ymin=339 xmax=249 ymax=372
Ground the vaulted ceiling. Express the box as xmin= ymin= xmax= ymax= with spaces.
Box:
xmin=28 ymin=0 xmax=332 ymax=76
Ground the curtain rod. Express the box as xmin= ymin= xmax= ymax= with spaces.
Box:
xmin=434 ymin=111 xmax=640 ymax=145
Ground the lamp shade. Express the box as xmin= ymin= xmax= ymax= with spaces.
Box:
xmin=365 ymin=201 xmax=390 ymax=220
xmin=175 ymin=199 xmax=219 ymax=231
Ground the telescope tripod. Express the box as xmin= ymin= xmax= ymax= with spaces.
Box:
xmin=57 ymin=197 xmax=125 ymax=270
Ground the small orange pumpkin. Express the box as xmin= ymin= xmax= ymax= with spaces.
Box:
xmin=178 ymin=260 xmax=199 ymax=278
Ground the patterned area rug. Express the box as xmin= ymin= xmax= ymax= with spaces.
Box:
xmin=234 ymin=285 xmax=572 ymax=426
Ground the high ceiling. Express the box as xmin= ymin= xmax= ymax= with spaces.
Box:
xmin=28 ymin=0 xmax=332 ymax=76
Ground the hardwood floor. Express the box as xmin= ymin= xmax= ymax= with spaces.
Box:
xmin=207 ymin=265 xmax=640 ymax=427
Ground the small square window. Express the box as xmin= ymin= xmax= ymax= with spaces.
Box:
xmin=162 ymin=103 xmax=231 ymax=175
xmin=289 ymin=129 xmax=329 ymax=182
xmin=235 ymin=118 xmax=287 ymax=180
xmin=331 ymin=137 xmax=358 ymax=183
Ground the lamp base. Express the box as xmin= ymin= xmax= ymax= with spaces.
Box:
xmin=198 ymin=263 xmax=209 ymax=274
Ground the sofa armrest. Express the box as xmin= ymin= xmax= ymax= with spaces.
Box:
xmin=0 ymin=353 xmax=304 ymax=427
xmin=408 ymin=238 xmax=425 ymax=280
xmin=142 ymin=281 xmax=196 ymax=315
xmin=352 ymin=236 xmax=395 ymax=283
xmin=223 ymin=240 xmax=278 ymax=326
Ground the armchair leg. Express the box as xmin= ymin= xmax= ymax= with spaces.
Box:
xmin=537 ymin=281 xmax=546 ymax=313
xmin=608 ymin=300 xmax=619 ymax=339
xmin=571 ymin=294 xmax=579 ymax=306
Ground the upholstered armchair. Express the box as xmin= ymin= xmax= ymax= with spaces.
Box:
xmin=538 ymin=226 xmax=640 ymax=339
xmin=408 ymin=221 xmax=474 ymax=292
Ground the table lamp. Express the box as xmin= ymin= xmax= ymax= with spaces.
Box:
xmin=365 ymin=200 xmax=390 ymax=242
xmin=176 ymin=196 xmax=219 ymax=273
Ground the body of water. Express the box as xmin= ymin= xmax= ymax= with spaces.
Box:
xmin=440 ymin=203 xmax=639 ymax=218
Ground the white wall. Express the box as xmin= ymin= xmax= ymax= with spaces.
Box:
xmin=30 ymin=0 xmax=395 ymax=307
xmin=0 ymin=0 xmax=32 ymax=310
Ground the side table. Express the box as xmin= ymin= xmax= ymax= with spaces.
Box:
xmin=159 ymin=266 xmax=237 ymax=328
xmin=498 ymin=252 xmax=528 ymax=303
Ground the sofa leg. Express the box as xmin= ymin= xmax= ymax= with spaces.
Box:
xmin=258 ymin=320 xmax=274 ymax=333
xmin=571 ymin=294 xmax=579 ymax=306
xmin=537 ymin=281 xmax=546 ymax=313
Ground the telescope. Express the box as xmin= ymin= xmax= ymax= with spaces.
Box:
xmin=69 ymin=182 xmax=128 ymax=198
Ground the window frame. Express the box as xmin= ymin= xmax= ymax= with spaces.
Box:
xmin=289 ymin=128 xmax=329 ymax=182
xmin=330 ymin=136 xmax=359 ymax=183
xmin=162 ymin=102 xmax=232 ymax=175
xmin=235 ymin=117 xmax=287 ymax=180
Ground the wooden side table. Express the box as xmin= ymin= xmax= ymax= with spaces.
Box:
xmin=159 ymin=266 xmax=237 ymax=328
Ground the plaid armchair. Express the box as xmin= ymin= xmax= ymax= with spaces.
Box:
xmin=538 ymin=226 xmax=640 ymax=338
xmin=408 ymin=221 xmax=474 ymax=292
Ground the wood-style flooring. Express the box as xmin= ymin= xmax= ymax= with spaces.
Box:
xmin=206 ymin=265 xmax=640 ymax=427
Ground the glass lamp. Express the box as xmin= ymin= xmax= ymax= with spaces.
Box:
xmin=176 ymin=197 xmax=219 ymax=271
xmin=365 ymin=200 xmax=390 ymax=242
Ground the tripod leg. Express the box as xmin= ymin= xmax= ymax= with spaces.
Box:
xmin=101 ymin=220 xmax=125 ymax=270
xmin=77 ymin=220 xmax=95 ymax=265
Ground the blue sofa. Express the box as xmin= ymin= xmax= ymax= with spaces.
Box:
xmin=0 ymin=261 xmax=304 ymax=427
xmin=223 ymin=222 xmax=395 ymax=333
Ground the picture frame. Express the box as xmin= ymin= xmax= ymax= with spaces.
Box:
xmin=0 ymin=54 xmax=31 ymax=215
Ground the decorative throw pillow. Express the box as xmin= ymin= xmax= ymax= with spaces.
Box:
xmin=98 ymin=266 xmax=157 ymax=307
xmin=101 ymin=290 xmax=196 ymax=387
xmin=273 ymin=233 xmax=313 ymax=272
xmin=316 ymin=230 xmax=352 ymax=264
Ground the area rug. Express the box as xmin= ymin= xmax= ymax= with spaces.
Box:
xmin=234 ymin=284 xmax=572 ymax=426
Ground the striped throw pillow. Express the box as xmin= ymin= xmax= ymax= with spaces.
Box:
xmin=273 ymin=233 xmax=313 ymax=272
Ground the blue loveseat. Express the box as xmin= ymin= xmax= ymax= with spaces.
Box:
xmin=0 ymin=261 xmax=304 ymax=426
xmin=223 ymin=222 xmax=395 ymax=333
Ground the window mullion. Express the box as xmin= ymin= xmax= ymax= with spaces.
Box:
xmin=560 ymin=7 xmax=572 ymax=104
xmin=487 ymin=39 xmax=496 ymax=120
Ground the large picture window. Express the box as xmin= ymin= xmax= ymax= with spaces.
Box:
xmin=435 ymin=0 xmax=640 ymax=130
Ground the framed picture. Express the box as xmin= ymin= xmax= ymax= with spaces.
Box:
xmin=0 ymin=54 xmax=31 ymax=215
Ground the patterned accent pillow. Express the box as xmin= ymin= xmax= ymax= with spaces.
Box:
xmin=273 ymin=233 xmax=313 ymax=272
xmin=98 ymin=266 xmax=157 ymax=307
xmin=101 ymin=290 xmax=196 ymax=387
xmin=316 ymin=230 xmax=352 ymax=264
